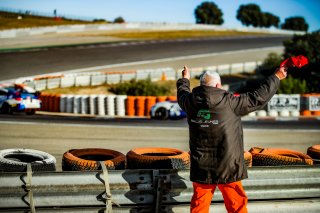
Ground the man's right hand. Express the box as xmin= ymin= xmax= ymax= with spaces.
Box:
xmin=182 ymin=65 xmax=190 ymax=80
xmin=275 ymin=66 xmax=288 ymax=80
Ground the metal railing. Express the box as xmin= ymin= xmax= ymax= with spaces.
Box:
xmin=0 ymin=166 xmax=319 ymax=211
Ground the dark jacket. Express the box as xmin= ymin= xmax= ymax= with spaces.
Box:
xmin=177 ymin=75 xmax=280 ymax=184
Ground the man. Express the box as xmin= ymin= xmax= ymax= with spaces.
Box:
xmin=176 ymin=66 xmax=287 ymax=213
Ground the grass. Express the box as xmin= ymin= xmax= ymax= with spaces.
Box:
xmin=0 ymin=11 xmax=105 ymax=30
xmin=95 ymin=30 xmax=267 ymax=40
xmin=0 ymin=11 xmax=269 ymax=40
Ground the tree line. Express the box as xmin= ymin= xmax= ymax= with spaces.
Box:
xmin=195 ymin=2 xmax=310 ymax=31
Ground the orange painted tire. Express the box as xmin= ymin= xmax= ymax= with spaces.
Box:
xmin=249 ymin=147 xmax=313 ymax=166
xmin=156 ymin=96 xmax=167 ymax=103
xmin=62 ymin=148 xmax=126 ymax=171
xmin=166 ymin=96 xmax=177 ymax=101
xmin=126 ymin=147 xmax=190 ymax=169
xmin=307 ymin=145 xmax=320 ymax=164
xmin=244 ymin=151 xmax=252 ymax=167
xmin=126 ymin=96 xmax=136 ymax=116
xmin=145 ymin=96 xmax=156 ymax=116
xmin=135 ymin=96 xmax=146 ymax=116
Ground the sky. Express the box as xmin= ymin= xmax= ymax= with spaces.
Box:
xmin=0 ymin=0 xmax=319 ymax=32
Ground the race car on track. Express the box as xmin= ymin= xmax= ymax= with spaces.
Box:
xmin=0 ymin=84 xmax=41 ymax=115
xmin=150 ymin=101 xmax=186 ymax=120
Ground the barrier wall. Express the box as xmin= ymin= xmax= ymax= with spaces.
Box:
xmin=38 ymin=93 xmax=320 ymax=118
xmin=20 ymin=63 xmax=262 ymax=91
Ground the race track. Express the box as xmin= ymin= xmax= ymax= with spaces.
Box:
xmin=0 ymin=35 xmax=289 ymax=81
xmin=0 ymin=114 xmax=319 ymax=171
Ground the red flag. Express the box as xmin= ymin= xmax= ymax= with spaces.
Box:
xmin=280 ymin=55 xmax=309 ymax=68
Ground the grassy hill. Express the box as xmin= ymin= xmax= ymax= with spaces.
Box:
xmin=0 ymin=11 xmax=106 ymax=30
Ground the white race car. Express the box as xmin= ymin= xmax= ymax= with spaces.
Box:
xmin=0 ymin=84 xmax=41 ymax=115
xmin=150 ymin=101 xmax=186 ymax=120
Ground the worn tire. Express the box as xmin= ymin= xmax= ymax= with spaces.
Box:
xmin=62 ymin=148 xmax=126 ymax=171
xmin=249 ymin=147 xmax=313 ymax=166
xmin=244 ymin=151 xmax=252 ymax=167
xmin=307 ymin=145 xmax=320 ymax=164
xmin=127 ymin=147 xmax=190 ymax=169
xmin=0 ymin=149 xmax=56 ymax=172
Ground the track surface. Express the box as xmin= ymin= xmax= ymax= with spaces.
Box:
xmin=0 ymin=114 xmax=319 ymax=171
xmin=0 ymin=35 xmax=289 ymax=81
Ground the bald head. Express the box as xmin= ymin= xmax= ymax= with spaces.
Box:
xmin=200 ymin=71 xmax=221 ymax=88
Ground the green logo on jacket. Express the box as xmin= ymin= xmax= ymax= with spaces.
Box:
xmin=197 ymin=109 xmax=211 ymax=120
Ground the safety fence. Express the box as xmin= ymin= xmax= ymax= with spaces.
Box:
xmin=0 ymin=145 xmax=319 ymax=211
xmin=21 ymin=62 xmax=261 ymax=91
xmin=0 ymin=166 xmax=319 ymax=211
xmin=38 ymin=93 xmax=320 ymax=118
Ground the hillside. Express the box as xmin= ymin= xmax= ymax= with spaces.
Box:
xmin=0 ymin=11 xmax=106 ymax=30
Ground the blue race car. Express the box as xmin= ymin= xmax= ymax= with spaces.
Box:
xmin=0 ymin=84 xmax=41 ymax=115
xmin=150 ymin=101 xmax=186 ymax=120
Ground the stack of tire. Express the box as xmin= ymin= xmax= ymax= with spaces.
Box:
xmin=126 ymin=147 xmax=190 ymax=169
xmin=307 ymin=145 xmax=320 ymax=164
xmin=62 ymin=148 xmax=126 ymax=171
xmin=0 ymin=149 xmax=56 ymax=172
xmin=249 ymin=147 xmax=314 ymax=166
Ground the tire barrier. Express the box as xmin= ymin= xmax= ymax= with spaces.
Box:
xmin=126 ymin=96 xmax=136 ymax=116
xmin=0 ymin=149 xmax=56 ymax=172
xmin=307 ymin=145 xmax=320 ymax=164
xmin=105 ymin=95 xmax=116 ymax=116
xmin=115 ymin=95 xmax=127 ymax=116
xmin=62 ymin=148 xmax=126 ymax=171
xmin=126 ymin=147 xmax=190 ymax=169
xmin=135 ymin=96 xmax=146 ymax=116
xmin=37 ymin=93 xmax=320 ymax=118
xmin=145 ymin=96 xmax=156 ymax=116
xmin=156 ymin=96 xmax=167 ymax=103
xmin=249 ymin=147 xmax=313 ymax=166
xmin=302 ymin=94 xmax=320 ymax=116
xmin=166 ymin=96 xmax=177 ymax=101
xmin=244 ymin=151 xmax=253 ymax=167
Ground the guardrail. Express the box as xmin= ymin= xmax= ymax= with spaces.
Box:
xmin=0 ymin=22 xmax=305 ymax=39
xmin=0 ymin=166 xmax=319 ymax=211
xmin=18 ymin=62 xmax=261 ymax=91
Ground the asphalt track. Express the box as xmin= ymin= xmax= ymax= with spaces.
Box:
xmin=0 ymin=35 xmax=289 ymax=81
xmin=0 ymin=114 xmax=319 ymax=171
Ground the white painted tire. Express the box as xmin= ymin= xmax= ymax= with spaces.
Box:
xmin=0 ymin=149 xmax=56 ymax=172
xmin=248 ymin=112 xmax=256 ymax=117
xmin=290 ymin=111 xmax=300 ymax=117
xmin=279 ymin=110 xmax=290 ymax=117
xmin=268 ymin=110 xmax=278 ymax=117
xmin=257 ymin=110 xmax=267 ymax=117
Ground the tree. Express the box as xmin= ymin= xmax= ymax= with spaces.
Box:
xmin=236 ymin=4 xmax=262 ymax=27
xmin=283 ymin=32 xmax=320 ymax=92
xmin=281 ymin=16 xmax=309 ymax=31
xmin=114 ymin=16 xmax=125 ymax=23
xmin=236 ymin=4 xmax=280 ymax=28
xmin=262 ymin=12 xmax=280 ymax=28
xmin=194 ymin=2 xmax=223 ymax=25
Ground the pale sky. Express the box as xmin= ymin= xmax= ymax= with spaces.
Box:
xmin=0 ymin=0 xmax=319 ymax=31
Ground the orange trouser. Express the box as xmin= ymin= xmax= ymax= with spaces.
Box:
xmin=190 ymin=181 xmax=248 ymax=213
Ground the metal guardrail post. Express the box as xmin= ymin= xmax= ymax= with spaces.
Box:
xmin=26 ymin=163 xmax=36 ymax=213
